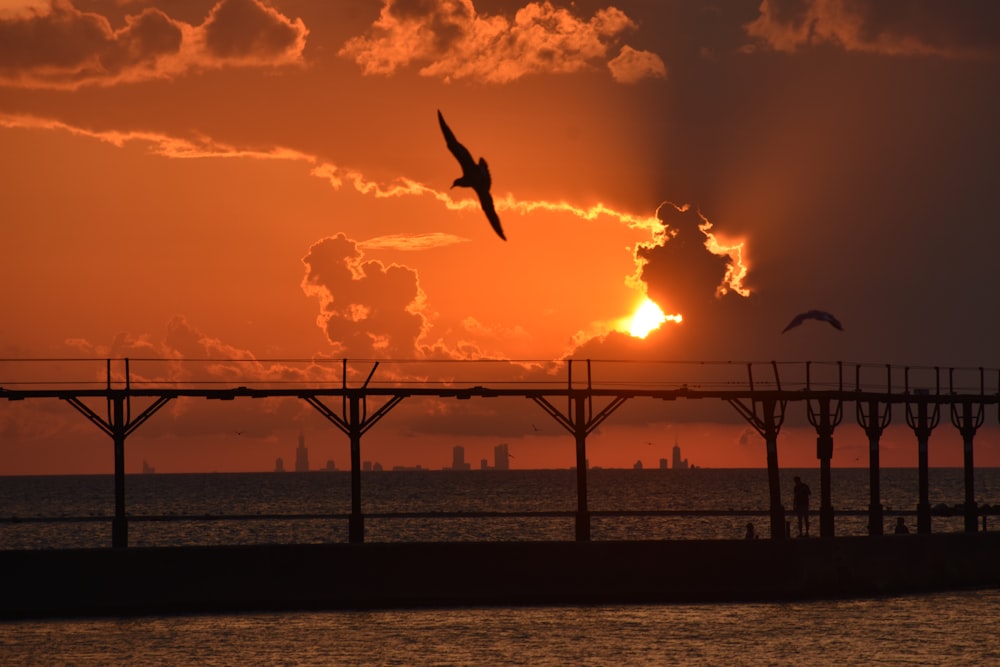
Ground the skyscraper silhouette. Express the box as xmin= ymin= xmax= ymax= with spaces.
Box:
xmin=295 ymin=432 xmax=309 ymax=472
xmin=451 ymin=445 xmax=471 ymax=471
xmin=672 ymin=441 xmax=689 ymax=470
xmin=494 ymin=443 xmax=510 ymax=470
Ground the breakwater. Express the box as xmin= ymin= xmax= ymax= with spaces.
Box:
xmin=4 ymin=533 xmax=1000 ymax=618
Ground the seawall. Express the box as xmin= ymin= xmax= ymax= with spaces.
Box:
xmin=3 ymin=533 xmax=1000 ymax=618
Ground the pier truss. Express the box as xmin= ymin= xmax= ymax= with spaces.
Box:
xmin=2 ymin=358 xmax=999 ymax=547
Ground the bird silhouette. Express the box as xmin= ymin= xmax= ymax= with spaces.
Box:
xmin=437 ymin=110 xmax=506 ymax=241
xmin=781 ymin=310 xmax=844 ymax=333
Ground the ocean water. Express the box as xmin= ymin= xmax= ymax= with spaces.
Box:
xmin=3 ymin=592 xmax=1000 ymax=665
xmin=2 ymin=469 xmax=1000 ymax=664
xmin=2 ymin=468 xmax=998 ymax=549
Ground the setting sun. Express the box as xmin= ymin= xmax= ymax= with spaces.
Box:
xmin=628 ymin=298 xmax=680 ymax=338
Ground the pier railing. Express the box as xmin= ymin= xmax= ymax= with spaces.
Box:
xmin=2 ymin=357 xmax=997 ymax=396
xmin=2 ymin=358 xmax=999 ymax=547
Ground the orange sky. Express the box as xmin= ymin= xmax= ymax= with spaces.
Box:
xmin=2 ymin=0 xmax=1000 ymax=474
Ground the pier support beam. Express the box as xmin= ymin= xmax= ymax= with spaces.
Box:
xmin=905 ymin=394 xmax=940 ymax=534
xmin=347 ymin=394 xmax=364 ymax=543
xmin=951 ymin=400 xmax=983 ymax=533
xmin=532 ymin=391 xmax=628 ymax=541
xmin=62 ymin=360 xmax=172 ymax=548
xmin=531 ymin=360 xmax=629 ymax=542
xmin=572 ymin=395 xmax=590 ymax=541
xmin=304 ymin=382 xmax=406 ymax=544
xmin=764 ymin=406 xmax=785 ymax=540
xmin=856 ymin=399 xmax=891 ymax=536
xmin=112 ymin=396 xmax=127 ymax=547
xmin=730 ymin=394 xmax=787 ymax=540
xmin=807 ymin=397 xmax=842 ymax=538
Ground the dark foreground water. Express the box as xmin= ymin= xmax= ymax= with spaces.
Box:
xmin=3 ymin=591 xmax=1000 ymax=665
xmin=2 ymin=469 xmax=999 ymax=664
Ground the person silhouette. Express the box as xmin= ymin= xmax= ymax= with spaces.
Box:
xmin=894 ymin=517 xmax=910 ymax=534
xmin=793 ymin=476 xmax=811 ymax=537
xmin=744 ymin=522 xmax=758 ymax=540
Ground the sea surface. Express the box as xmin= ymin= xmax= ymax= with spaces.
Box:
xmin=3 ymin=468 xmax=999 ymax=549
xmin=2 ymin=468 xmax=1000 ymax=665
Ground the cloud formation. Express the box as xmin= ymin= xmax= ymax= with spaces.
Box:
xmin=0 ymin=0 xmax=307 ymax=89
xmin=301 ymin=234 xmax=432 ymax=358
xmin=635 ymin=203 xmax=751 ymax=325
xmin=63 ymin=316 xmax=325 ymax=385
xmin=608 ymin=45 xmax=667 ymax=83
xmin=0 ymin=111 xmax=319 ymax=161
xmin=745 ymin=0 xmax=1000 ymax=58
xmin=201 ymin=0 xmax=307 ymax=63
xmin=340 ymin=0 xmax=664 ymax=83
xmin=359 ymin=233 xmax=471 ymax=251
xmin=59 ymin=317 xmax=329 ymax=440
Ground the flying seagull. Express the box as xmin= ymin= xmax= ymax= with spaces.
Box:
xmin=781 ymin=310 xmax=844 ymax=333
xmin=437 ymin=110 xmax=506 ymax=241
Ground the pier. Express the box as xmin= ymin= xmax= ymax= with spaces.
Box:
xmin=3 ymin=358 xmax=1000 ymax=617
xmin=2 ymin=358 xmax=998 ymax=545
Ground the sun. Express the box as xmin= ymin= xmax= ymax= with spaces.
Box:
xmin=628 ymin=298 xmax=681 ymax=338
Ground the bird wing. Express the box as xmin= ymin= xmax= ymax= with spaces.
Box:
xmin=475 ymin=187 xmax=506 ymax=240
xmin=477 ymin=157 xmax=492 ymax=190
xmin=820 ymin=312 xmax=844 ymax=330
xmin=438 ymin=110 xmax=475 ymax=173
xmin=781 ymin=313 xmax=807 ymax=333
xmin=782 ymin=310 xmax=843 ymax=333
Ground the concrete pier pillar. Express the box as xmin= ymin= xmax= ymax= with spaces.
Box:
xmin=808 ymin=397 xmax=842 ymax=538
xmin=348 ymin=393 xmax=365 ymax=543
xmin=112 ymin=395 xmax=128 ymax=549
xmin=762 ymin=400 xmax=786 ymax=540
xmin=951 ymin=400 xmax=983 ymax=534
xmin=729 ymin=388 xmax=788 ymax=541
xmin=857 ymin=399 xmax=891 ymax=536
xmin=906 ymin=396 xmax=939 ymax=534
xmin=574 ymin=394 xmax=591 ymax=542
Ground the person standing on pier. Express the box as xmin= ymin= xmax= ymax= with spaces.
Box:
xmin=793 ymin=476 xmax=811 ymax=537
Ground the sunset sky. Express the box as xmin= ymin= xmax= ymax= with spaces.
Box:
xmin=2 ymin=0 xmax=1000 ymax=474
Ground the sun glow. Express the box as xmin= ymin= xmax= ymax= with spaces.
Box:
xmin=628 ymin=298 xmax=681 ymax=338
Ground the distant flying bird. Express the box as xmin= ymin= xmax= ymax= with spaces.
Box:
xmin=437 ymin=110 xmax=506 ymax=241
xmin=781 ymin=310 xmax=844 ymax=333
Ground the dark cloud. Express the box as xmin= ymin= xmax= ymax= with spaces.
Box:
xmin=388 ymin=0 xmax=470 ymax=52
xmin=115 ymin=9 xmax=184 ymax=64
xmin=0 ymin=0 xmax=307 ymax=89
xmin=746 ymin=0 xmax=1000 ymax=58
xmin=203 ymin=0 xmax=308 ymax=60
xmin=0 ymin=2 xmax=110 ymax=70
xmin=637 ymin=204 xmax=746 ymax=324
xmin=607 ymin=45 xmax=667 ymax=83
xmin=0 ymin=2 xmax=181 ymax=83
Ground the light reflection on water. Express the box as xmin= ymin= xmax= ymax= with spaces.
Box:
xmin=3 ymin=590 xmax=1000 ymax=665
